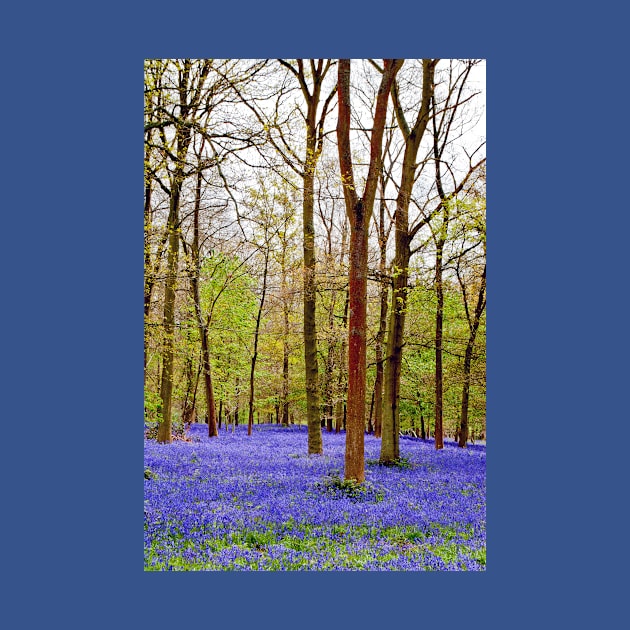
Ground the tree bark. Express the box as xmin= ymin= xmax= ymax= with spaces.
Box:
xmin=248 ymin=251 xmax=269 ymax=435
xmin=281 ymin=332 xmax=290 ymax=426
xmin=187 ymin=166 xmax=219 ymax=438
xmin=335 ymin=288 xmax=349 ymax=434
xmin=428 ymin=61 xmax=485 ymax=451
xmin=143 ymin=166 xmax=152 ymax=388
xmin=279 ymin=217 xmax=291 ymax=427
xmin=156 ymin=59 xmax=211 ymax=444
xmin=458 ymin=265 xmax=486 ymax=446
xmin=337 ymin=58 xmax=403 ymax=482
xmin=419 ymin=401 xmax=426 ymax=439
xmin=157 ymin=173 xmax=182 ymax=444
xmin=373 ymin=190 xmax=389 ymax=439
xmin=200 ymin=326 xmax=218 ymax=437
xmin=303 ymin=149 xmax=322 ymax=451
xmin=380 ymin=59 xmax=436 ymax=464
xmin=234 ymin=376 xmax=240 ymax=426
xmin=345 ymin=211 xmax=369 ymax=481
xmin=434 ymin=236 xmax=445 ymax=450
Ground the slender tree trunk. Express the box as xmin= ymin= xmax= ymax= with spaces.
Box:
xmin=187 ymin=166 xmax=219 ymax=438
xmin=248 ymin=252 xmax=269 ymax=436
xmin=181 ymin=331 xmax=197 ymax=428
xmin=234 ymin=376 xmax=240 ymax=426
xmin=458 ymin=265 xmax=486 ymax=447
xmin=191 ymin=354 xmax=201 ymax=419
xmin=368 ymin=390 xmax=375 ymax=434
xmin=323 ymin=326 xmax=336 ymax=432
xmin=143 ymin=170 xmax=152 ymax=387
xmin=373 ymin=293 xmax=387 ymax=438
xmin=459 ymin=357 xmax=471 ymax=446
xmin=427 ymin=61 xmax=485 ymax=450
xmin=419 ymin=401 xmax=426 ymax=439
xmin=281 ymin=335 xmax=290 ymax=426
xmin=335 ymin=234 xmax=349 ymax=434
xmin=280 ymin=226 xmax=291 ymax=426
xmin=434 ymin=237 xmax=445 ymax=450
xmin=199 ymin=329 xmax=217 ymax=436
xmin=373 ymin=193 xmax=389 ymax=439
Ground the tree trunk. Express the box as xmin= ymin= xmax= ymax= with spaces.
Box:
xmin=434 ymin=237 xmax=445 ymax=450
xmin=335 ymin=240 xmax=349 ymax=435
xmin=143 ymin=168 xmax=152 ymax=388
xmin=335 ymin=292 xmax=349 ymax=435
xmin=420 ymin=403 xmax=426 ymax=440
xmin=248 ymin=252 xmax=269 ymax=436
xmin=281 ymin=339 xmax=290 ymax=426
xmin=157 ymin=176 xmax=182 ymax=444
xmin=380 ymin=59 xmax=435 ymax=463
xmin=200 ymin=333 xmax=217 ymax=436
xmin=373 ymin=192 xmax=389 ymax=440
xmin=303 ymin=153 xmax=322 ymax=452
xmin=368 ymin=390 xmax=375 ymax=434
xmin=373 ymin=292 xmax=387 ymax=439
xmin=337 ymin=58 xmax=402 ymax=481
xmin=323 ymin=336 xmax=335 ymax=432
xmin=156 ymin=59 xmax=210 ymax=444
xmin=187 ymin=165 xmax=218 ymax=438
xmin=280 ymin=306 xmax=290 ymax=426
xmin=234 ymin=376 xmax=240 ymax=426
xmin=458 ymin=265 xmax=486 ymax=447
xmin=345 ymin=213 xmax=369 ymax=480
xmin=380 ymin=243 xmax=409 ymax=463
xmin=427 ymin=61 xmax=485 ymax=450
xmin=275 ymin=59 xmax=336 ymax=452
xmin=181 ymin=333 xmax=196 ymax=428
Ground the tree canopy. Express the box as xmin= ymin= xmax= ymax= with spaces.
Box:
xmin=144 ymin=58 xmax=486 ymax=482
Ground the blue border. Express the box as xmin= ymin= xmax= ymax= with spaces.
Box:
xmin=5 ymin=1 xmax=626 ymax=628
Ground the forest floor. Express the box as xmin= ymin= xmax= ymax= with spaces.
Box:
xmin=144 ymin=424 xmax=486 ymax=571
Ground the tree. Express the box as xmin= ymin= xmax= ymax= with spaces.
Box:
xmin=452 ymin=184 xmax=486 ymax=446
xmin=145 ymin=59 xmax=269 ymax=441
xmin=199 ymin=252 xmax=258 ymax=429
xmin=144 ymin=59 xmax=169 ymax=389
xmin=337 ymin=58 xmax=403 ymax=482
xmin=372 ymin=166 xmax=394 ymax=439
xmin=143 ymin=58 xmax=486 ymax=454
xmin=457 ymin=262 xmax=486 ymax=446
xmin=154 ymin=59 xmax=212 ymax=443
xmin=379 ymin=59 xmax=437 ymax=464
xmin=428 ymin=61 xmax=485 ymax=449
xmin=243 ymin=182 xmax=278 ymax=436
xmin=275 ymin=60 xmax=337 ymax=454
xmin=180 ymin=145 xmax=222 ymax=438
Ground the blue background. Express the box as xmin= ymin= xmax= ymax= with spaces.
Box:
xmin=2 ymin=1 xmax=626 ymax=628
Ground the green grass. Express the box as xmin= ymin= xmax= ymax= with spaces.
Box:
xmin=144 ymin=521 xmax=485 ymax=571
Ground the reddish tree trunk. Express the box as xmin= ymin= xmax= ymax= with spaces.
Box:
xmin=337 ymin=58 xmax=403 ymax=481
xmin=458 ymin=265 xmax=486 ymax=447
xmin=345 ymin=208 xmax=369 ymax=481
